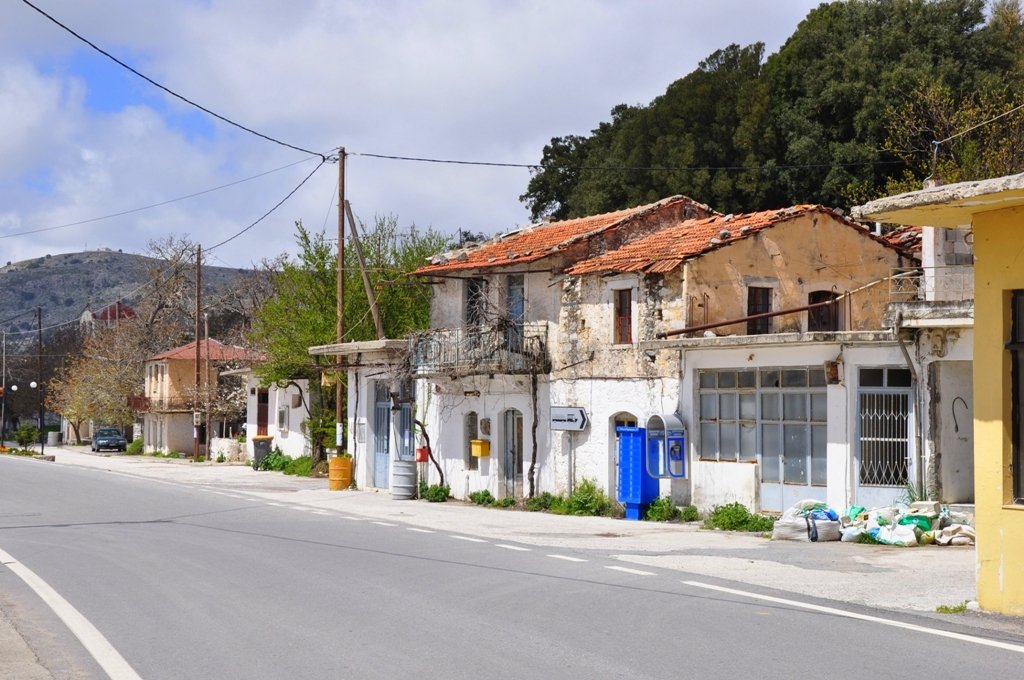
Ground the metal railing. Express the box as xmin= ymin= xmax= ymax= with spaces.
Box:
xmin=410 ymin=322 xmax=549 ymax=376
xmin=139 ymin=397 xmax=193 ymax=412
xmin=890 ymin=266 xmax=973 ymax=302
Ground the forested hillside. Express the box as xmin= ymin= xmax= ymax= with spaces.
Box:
xmin=521 ymin=0 xmax=1024 ymax=220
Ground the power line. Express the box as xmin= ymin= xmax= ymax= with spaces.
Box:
xmin=351 ymin=150 xmax=907 ymax=173
xmin=0 ymin=156 xmax=322 ymax=240
xmin=20 ymin=0 xmax=326 ymax=160
xmin=205 ymin=158 xmax=328 ymax=251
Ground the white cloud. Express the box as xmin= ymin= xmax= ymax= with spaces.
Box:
xmin=1 ymin=0 xmax=822 ymax=270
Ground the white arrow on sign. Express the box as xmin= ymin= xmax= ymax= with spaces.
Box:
xmin=550 ymin=406 xmax=589 ymax=432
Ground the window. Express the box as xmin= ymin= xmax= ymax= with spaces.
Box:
xmin=699 ymin=367 xmax=827 ymax=486
xmin=1010 ymin=291 xmax=1024 ymax=502
xmin=464 ymin=278 xmax=487 ymax=326
xmin=858 ymin=367 xmax=913 ymax=487
xmin=808 ymin=291 xmax=840 ymax=332
xmin=465 ymin=412 xmax=479 ymax=471
xmin=614 ymin=289 xmax=632 ymax=344
xmin=506 ymin=275 xmax=525 ymax=352
xmin=747 ymin=287 xmax=772 ymax=334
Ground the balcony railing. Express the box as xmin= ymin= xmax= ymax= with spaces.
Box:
xmin=409 ymin=322 xmax=549 ymax=376
xmin=137 ymin=396 xmax=193 ymax=413
xmin=890 ymin=266 xmax=973 ymax=302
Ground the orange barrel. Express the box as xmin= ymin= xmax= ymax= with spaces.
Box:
xmin=329 ymin=455 xmax=353 ymax=491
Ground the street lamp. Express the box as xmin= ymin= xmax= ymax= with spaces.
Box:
xmin=8 ymin=382 xmax=44 ymax=454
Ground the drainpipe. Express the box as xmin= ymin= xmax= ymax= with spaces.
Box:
xmin=893 ymin=313 xmax=925 ymax=497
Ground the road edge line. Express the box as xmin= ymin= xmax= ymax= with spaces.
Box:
xmin=683 ymin=580 xmax=1024 ymax=654
xmin=0 ymin=548 xmax=143 ymax=679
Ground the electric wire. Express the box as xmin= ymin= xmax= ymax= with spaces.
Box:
xmin=20 ymin=0 xmax=326 ymax=160
xmin=204 ymin=158 xmax=328 ymax=252
xmin=0 ymin=156 xmax=322 ymax=240
xmin=351 ymin=150 xmax=907 ymax=172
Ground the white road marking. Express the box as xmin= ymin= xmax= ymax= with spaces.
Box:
xmin=0 ymin=547 xmax=143 ymax=680
xmin=372 ymin=521 xmax=397 ymax=527
xmin=311 ymin=510 xmax=331 ymax=516
xmin=451 ymin=535 xmax=487 ymax=543
xmin=683 ymin=581 xmax=1024 ymax=654
xmin=267 ymin=502 xmax=285 ymax=507
xmin=340 ymin=516 xmax=364 ymax=521
xmin=606 ymin=566 xmax=656 ymax=576
xmin=547 ymin=554 xmax=587 ymax=563
xmin=495 ymin=544 xmax=530 ymax=551
xmin=407 ymin=528 xmax=435 ymax=534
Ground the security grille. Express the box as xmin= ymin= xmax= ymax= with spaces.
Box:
xmin=857 ymin=374 xmax=911 ymax=486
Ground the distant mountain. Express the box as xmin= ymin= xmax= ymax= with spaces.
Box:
xmin=0 ymin=250 xmax=250 ymax=334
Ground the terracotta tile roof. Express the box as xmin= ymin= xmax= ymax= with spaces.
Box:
xmin=95 ymin=301 xmax=135 ymax=321
xmin=881 ymin=224 xmax=922 ymax=256
xmin=147 ymin=338 xmax=262 ymax=363
xmin=567 ymin=205 xmax=902 ymax=275
xmin=412 ymin=195 xmax=713 ymax=275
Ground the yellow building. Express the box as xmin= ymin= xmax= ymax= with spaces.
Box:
xmin=855 ymin=173 xmax=1024 ymax=615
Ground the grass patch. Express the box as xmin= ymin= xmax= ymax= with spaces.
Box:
xmin=125 ymin=438 xmax=143 ymax=455
xmin=422 ymin=484 xmax=450 ymax=502
xmin=550 ymin=479 xmax=618 ymax=517
xmin=283 ymin=456 xmax=313 ymax=477
xmin=495 ymin=496 xmax=516 ymax=508
xmin=525 ymin=492 xmax=556 ymax=512
xmin=703 ymin=502 xmax=775 ymax=532
xmin=644 ymin=496 xmax=680 ymax=522
xmin=935 ymin=601 xmax=968 ymax=614
xmin=469 ymin=489 xmax=496 ymax=506
xmin=680 ymin=504 xmax=700 ymax=522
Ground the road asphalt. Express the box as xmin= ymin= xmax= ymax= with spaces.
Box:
xmin=2 ymin=445 xmax=1020 ymax=678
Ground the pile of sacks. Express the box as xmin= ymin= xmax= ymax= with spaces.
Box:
xmin=840 ymin=501 xmax=975 ymax=547
xmin=771 ymin=499 xmax=975 ymax=546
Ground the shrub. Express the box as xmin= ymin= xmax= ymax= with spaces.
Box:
xmin=422 ymin=484 xmax=450 ymax=502
xmin=13 ymin=424 xmax=39 ymax=449
xmin=469 ymin=489 xmax=495 ymax=506
xmin=216 ymin=453 xmax=226 ymax=463
xmin=283 ymin=456 xmax=313 ymax=477
xmin=495 ymin=497 xmax=516 ymax=508
xmin=644 ymin=496 xmax=680 ymax=522
xmin=680 ymin=505 xmax=700 ymax=522
xmin=166 ymin=451 xmax=182 ymax=459
xmin=558 ymin=479 xmax=615 ymax=517
xmin=126 ymin=438 xmax=144 ymax=455
xmin=526 ymin=492 xmax=558 ymax=512
xmin=703 ymin=502 xmax=775 ymax=532
xmin=258 ymin=448 xmax=290 ymax=471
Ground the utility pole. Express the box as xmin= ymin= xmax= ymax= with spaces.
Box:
xmin=37 ymin=307 xmax=44 ymax=455
xmin=335 ymin=147 xmax=346 ymax=455
xmin=1 ymin=331 xmax=6 ymax=445
xmin=194 ymin=244 xmax=202 ymax=461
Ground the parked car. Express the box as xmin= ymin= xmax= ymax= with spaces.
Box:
xmin=91 ymin=428 xmax=127 ymax=452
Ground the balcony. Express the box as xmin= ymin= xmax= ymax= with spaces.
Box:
xmin=409 ymin=322 xmax=549 ymax=377
xmin=889 ymin=266 xmax=973 ymax=303
xmin=136 ymin=396 xmax=194 ymax=413
xmin=887 ymin=266 xmax=974 ymax=328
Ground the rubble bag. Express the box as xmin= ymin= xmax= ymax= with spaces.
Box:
xmin=771 ymin=517 xmax=841 ymax=541
xmin=899 ymin=514 xmax=933 ymax=532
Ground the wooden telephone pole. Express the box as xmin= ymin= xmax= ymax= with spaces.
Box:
xmin=194 ymin=244 xmax=202 ymax=460
xmin=335 ymin=148 xmax=346 ymax=453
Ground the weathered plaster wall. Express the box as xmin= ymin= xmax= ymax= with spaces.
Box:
xmin=680 ymin=214 xmax=903 ymax=336
xmin=244 ymin=376 xmax=309 ymax=460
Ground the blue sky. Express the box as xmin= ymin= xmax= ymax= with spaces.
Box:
xmin=1 ymin=0 xmax=822 ymax=271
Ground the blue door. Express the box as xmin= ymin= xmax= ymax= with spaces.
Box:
xmin=373 ymin=383 xmax=391 ymax=488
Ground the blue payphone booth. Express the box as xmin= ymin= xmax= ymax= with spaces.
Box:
xmin=616 ymin=426 xmax=658 ymax=520
xmin=645 ymin=414 xmax=687 ymax=480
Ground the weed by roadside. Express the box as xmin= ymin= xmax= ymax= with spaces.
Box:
xmin=644 ymin=496 xmax=680 ymax=522
xmin=935 ymin=601 xmax=968 ymax=614
xmin=422 ymin=484 xmax=450 ymax=502
xmin=703 ymin=502 xmax=774 ymax=532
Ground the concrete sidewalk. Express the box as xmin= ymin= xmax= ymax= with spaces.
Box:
xmin=0 ymin=445 xmax=1015 ymax=678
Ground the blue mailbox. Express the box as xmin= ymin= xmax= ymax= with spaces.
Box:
xmin=646 ymin=413 xmax=687 ymax=480
xmin=616 ymin=426 xmax=658 ymax=520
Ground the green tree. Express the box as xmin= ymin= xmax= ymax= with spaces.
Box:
xmin=248 ymin=218 xmax=453 ymax=464
xmin=520 ymin=0 xmax=1019 ymax=216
